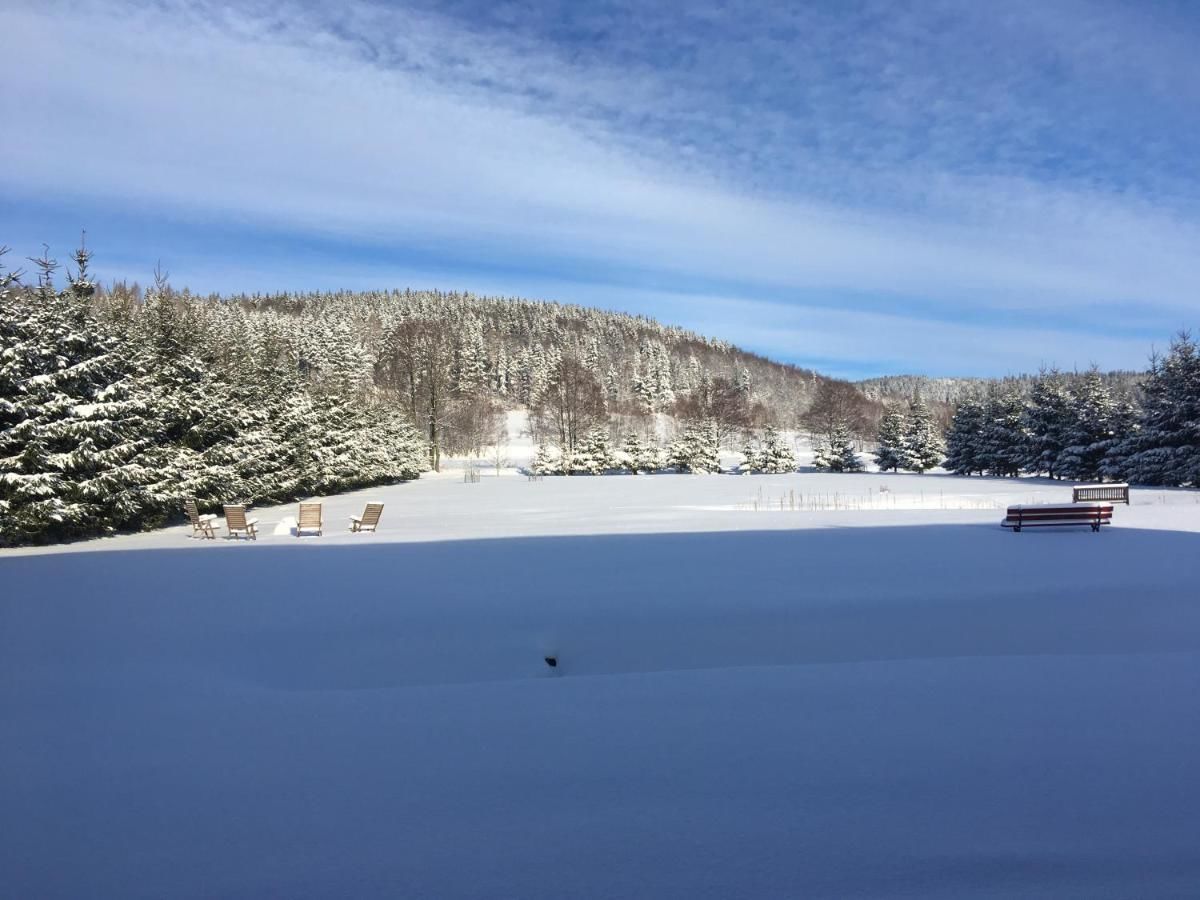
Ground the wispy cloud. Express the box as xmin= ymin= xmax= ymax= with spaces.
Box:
xmin=2 ymin=0 xmax=1198 ymax=376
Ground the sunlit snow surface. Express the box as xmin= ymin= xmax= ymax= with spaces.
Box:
xmin=3 ymin=468 xmax=1200 ymax=899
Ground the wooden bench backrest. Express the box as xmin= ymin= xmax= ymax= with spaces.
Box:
xmin=224 ymin=505 xmax=249 ymax=529
xmin=1073 ymin=484 xmax=1129 ymax=503
xmin=360 ymin=503 xmax=384 ymax=526
xmin=1006 ymin=504 xmax=1112 ymax=522
xmin=185 ymin=499 xmax=203 ymax=525
xmin=298 ymin=503 xmax=323 ymax=527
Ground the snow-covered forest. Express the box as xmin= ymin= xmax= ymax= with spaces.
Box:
xmin=936 ymin=353 xmax=1200 ymax=485
xmin=3 ymin=240 xmax=1198 ymax=545
xmin=862 ymin=349 xmax=1199 ymax=486
xmin=0 ymin=242 xmax=857 ymax=544
xmin=0 ymin=246 xmax=427 ymax=545
xmin=858 ymin=370 xmax=1144 ymax=407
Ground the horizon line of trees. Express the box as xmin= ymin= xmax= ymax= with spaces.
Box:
xmin=4 ymin=240 xmax=1198 ymax=543
xmin=0 ymin=239 xmax=867 ymax=543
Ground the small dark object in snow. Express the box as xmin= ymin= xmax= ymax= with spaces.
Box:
xmin=544 ymin=656 xmax=557 ymax=668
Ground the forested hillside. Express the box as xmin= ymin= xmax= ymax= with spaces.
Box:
xmin=0 ymin=241 xmax=873 ymax=544
xmin=3 ymin=240 xmax=1197 ymax=545
xmin=182 ymin=283 xmax=842 ymax=460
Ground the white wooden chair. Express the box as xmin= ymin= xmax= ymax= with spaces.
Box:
xmin=223 ymin=504 xmax=259 ymax=540
xmin=297 ymin=502 xmax=323 ymax=537
xmin=350 ymin=503 xmax=384 ymax=533
xmin=184 ymin=499 xmax=217 ymax=539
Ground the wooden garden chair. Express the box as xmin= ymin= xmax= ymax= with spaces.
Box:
xmin=184 ymin=499 xmax=217 ymax=539
xmin=297 ymin=502 xmax=323 ymax=537
xmin=223 ymin=504 xmax=259 ymax=540
xmin=350 ymin=502 xmax=384 ymax=533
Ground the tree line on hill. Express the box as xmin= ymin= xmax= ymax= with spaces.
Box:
xmin=857 ymin=370 xmax=1144 ymax=408
xmin=3 ymin=239 xmax=1197 ymax=544
xmin=528 ymin=334 xmax=1200 ymax=488
xmin=1 ymin=240 xmax=880 ymax=544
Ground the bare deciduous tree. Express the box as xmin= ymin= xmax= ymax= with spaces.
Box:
xmin=445 ymin=393 xmax=505 ymax=458
xmin=376 ymin=319 xmax=454 ymax=470
xmin=534 ymin=356 xmax=608 ymax=454
xmin=674 ymin=375 xmax=751 ymax=448
xmin=803 ymin=378 xmax=872 ymax=443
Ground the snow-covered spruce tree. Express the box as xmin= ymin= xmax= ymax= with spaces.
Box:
xmin=306 ymin=317 xmax=372 ymax=395
xmin=195 ymin=374 xmax=299 ymax=504
xmin=1096 ymin=394 xmax=1138 ymax=481
xmin=271 ymin=386 xmax=427 ymax=500
xmin=0 ymin=247 xmax=28 ymax=537
xmin=0 ymin=246 xmax=161 ymax=543
xmin=735 ymin=366 xmax=752 ymax=401
xmin=738 ymin=434 xmax=760 ymax=474
xmin=494 ymin=346 xmax=509 ymax=395
xmin=873 ymin=408 xmax=908 ymax=472
xmin=284 ymin=390 xmax=363 ymax=495
xmin=619 ymin=433 xmax=663 ymax=474
xmin=1054 ymin=369 xmax=1125 ymax=483
xmin=978 ymin=385 xmax=1026 ymax=477
xmin=571 ymin=427 xmax=615 ymax=475
xmin=109 ymin=270 xmax=225 ymax=517
xmin=530 ymin=443 xmax=564 ymax=476
xmin=647 ymin=341 xmax=675 ymax=410
xmin=903 ymin=396 xmax=945 ymax=474
xmin=813 ymin=424 xmax=864 ymax=472
xmin=1019 ymin=370 xmax=1072 ymax=479
xmin=453 ymin=318 xmax=488 ymax=395
xmin=754 ymin=426 xmax=796 ymax=474
xmin=1108 ymin=334 xmax=1200 ymax=486
xmin=943 ymin=396 xmax=986 ymax=476
xmin=604 ymin=365 xmax=620 ymax=402
xmin=667 ymin=420 xmax=721 ymax=473
xmin=343 ymin=401 xmax=425 ymax=485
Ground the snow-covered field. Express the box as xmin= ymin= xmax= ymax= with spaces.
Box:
xmin=4 ymin=470 xmax=1200 ymax=898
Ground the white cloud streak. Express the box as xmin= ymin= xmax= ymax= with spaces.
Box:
xmin=2 ymin=0 xmax=1198 ymax=375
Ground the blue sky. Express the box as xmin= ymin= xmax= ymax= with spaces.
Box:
xmin=3 ymin=0 xmax=1199 ymax=378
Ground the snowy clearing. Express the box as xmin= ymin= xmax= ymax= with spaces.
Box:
xmin=3 ymin=471 xmax=1200 ymax=899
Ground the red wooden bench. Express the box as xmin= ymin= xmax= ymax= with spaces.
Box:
xmin=1001 ymin=502 xmax=1113 ymax=533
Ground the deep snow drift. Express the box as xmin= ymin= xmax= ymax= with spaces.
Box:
xmin=3 ymin=471 xmax=1200 ymax=899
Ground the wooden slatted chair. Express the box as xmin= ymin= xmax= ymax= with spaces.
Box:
xmin=223 ymin=504 xmax=259 ymax=540
xmin=184 ymin=499 xmax=217 ymax=539
xmin=350 ymin=503 xmax=384 ymax=533
xmin=297 ymin=502 xmax=323 ymax=537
